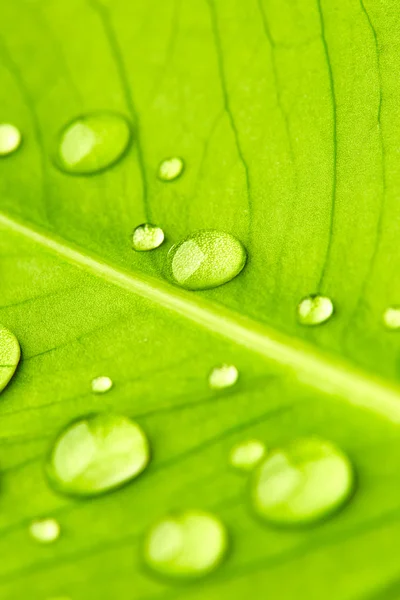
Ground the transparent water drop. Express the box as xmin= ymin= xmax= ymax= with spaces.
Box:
xmin=165 ymin=230 xmax=247 ymax=290
xmin=46 ymin=414 xmax=150 ymax=497
xmin=144 ymin=510 xmax=228 ymax=579
xmin=132 ymin=223 xmax=165 ymax=252
xmin=230 ymin=439 xmax=266 ymax=472
xmin=55 ymin=112 xmax=131 ymax=175
xmin=0 ymin=326 xmax=20 ymax=393
xmin=0 ymin=124 xmax=21 ymax=156
xmin=158 ymin=157 xmax=184 ymax=181
xmin=29 ymin=518 xmax=60 ymax=543
xmin=251 ymin=437 xmax=354 ymax=526
xmin=297 ymin=294 xmax=334 ymax=326
xmin=209 ymin=364 xmax=239 ymax=389
xmin=91 ymin=376 xmax=113 ymax=394
xmin=383 ymin=307 xmax=400 ymax=330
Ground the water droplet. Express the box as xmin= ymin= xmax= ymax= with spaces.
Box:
xmin=383 ymin=307 xmax=400 ymax=330
xmin=91 ymin=376 xmax=113 ymax=394
xmin=132 ymin=223 xmax=165 ymax=252
xmin=29 ymin=518 xmax=60 ymax=543
xmin=158 ymin=157 xmax=184 ymax=181
xmin=230 ymin=439 xmax=266 ymax=472
xmin=46 ymin=414 xmax=150 ymax=497
xmin=251 ymin=437 xmax=354 ymax=526
xmin=0 ymin=326 xmax=20 ymax=393
xmin=0 ymin=124 xmax=21 ymax=156
xmin=209 ymin=364 xmax=239 ymax=389
xmin=55 ymin=112 xmax=131 ymax=175
xmin=165 ymin=230 xmax=247 ymax=290
xmin=297 ymin=294 xmax=334 ymax=326
xmin=144 ymin=510 xmax=228 ymax=579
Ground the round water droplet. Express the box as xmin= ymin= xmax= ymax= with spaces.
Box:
xmin=55 ymin=112 xmax=131 ymax=175
xmin=0 ymin=326 xmax=20 ymax=393
xmin=209 ymin=364 xmax=239 ymax=389
xmin=144 ymin=510 xmax=228 ymax=579
xmin=91 ymin=376 xmax=113 ymax=394
xmin=251 ymin=437 xmax=354 ymax=526
xmin=46 ymin=414 xmax=150 ymax=497
xmin=165 ymin=230 xmax=247 ymax=290
xmin=0 ymin=124 xmax=21 ymax=156
xmin=230 ymin=439 xmax=266 ymax=472
xmin=29 ymin=518 xmax=60 ymax=543
xmin=383 ymin=307 xmax=400 ymax=330
xmin=132 ymin=223 xmax=165 ymax=252
xmin=158 ymin=157 xmax=184 ymax=181
xmin=297 ymin=294 xmax=334 ymax=326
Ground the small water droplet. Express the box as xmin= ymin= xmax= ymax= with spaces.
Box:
xmin=158 ymin=157 xmax=184 ymax=181
xmin=132 ymin=223 xmax=165 ymax=252
xmin=251 ymin=437 xmax=354 ymax=526
xmin=0 ymin=124 xmax=21 ymax=156
xmin=29 ymin=518 xmax=60 ymax=543
xmin=0 ymin=326 xmax=20 ymax=393
xmin=55 ymin=112 xmax=131 ymax=175
xmin=230 ymin=439 xmax=266 ymax=472
xmin=144 ymin=510 xmax=228 ymax=579
xmin=209 ymin=364 xmax=238 ymax=389
xmin=165 ymin=230 xmax=247 ymax=290
xmin=46 ymin=414 xmax=150 ymax=497
xmin=91 ymin=376 xmax=113 ymax=394
xmin=297 ymin=294 xmax=334 ymax=326
xmin=383 ymin=307 xmax=400 ymax=330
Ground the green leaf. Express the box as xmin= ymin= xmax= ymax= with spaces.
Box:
xmin=0 ymin=0 xmax=400 ymax=598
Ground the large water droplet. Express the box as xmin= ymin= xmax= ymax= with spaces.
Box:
xmin=0 ymin=124 xmax=21 ymax=156
xmin=55 ymin=112 xmax=131 ymax=175
xmin=251 ymin=437 xmax=354 ymax=526
xmin=297 ymin=295 xmax=334 ymax=326
xmin=0 ymin=326 xmax=20 ymax=393
xmin=158 ymin=157 xmax=184 ymax=181
xmin=132 ymin=223 xmax=165 ymax=252
xmin=209 ymin=364 xmax=239 ymax=389
xmin=383 ymin=307 xmax=400 ymax=330
xmin=29 ymin=518 xmax=60 ymax=543
xmin=165 ymin=230 xmax=247 ymax=290
xmin=144 ymin=510 xmax=228 ymax=579
xmin=91 ymin=376 xmax=113 ymax=394
xmin=230 ymin=439 xmax=266 ymax=472
xmin=46 ymin=414 xmax=150 ymax=497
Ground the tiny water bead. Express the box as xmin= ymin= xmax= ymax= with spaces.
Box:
xmin=251 ymin=438 xmax=354 ymax=526
xmin=29 ymin=518 xmax=60 ymax=543
xmin=0 ymin=326 xmax=21 ymax=393
xmin=46 ymin=414 xmax=150 ymax=497
xmin=55 ymin=112 xmax=131 ymax=175
xmin=132 ymin=223 xmax=165 ymax=252
xmin=230 ymin=440 xmax=266 ymax=472
xmin=158 ymin=157 xmax=184 ymax=181
xmin=383 ymin=307 xmax=400 ymax=330
xmin=0 ymin=124 xmax=21 ymax=156
xmin=143 ymin=510 xmax=228 ymax=579
xmin=209 ymin=364 xmax=239 ymax=389
xmin=91 ymin=376 xmax=113 ymax=394
xmin=297 ymin=294 xmax=334 ymax=326
xmin=165 ymin=230 xmax=247 ymax=290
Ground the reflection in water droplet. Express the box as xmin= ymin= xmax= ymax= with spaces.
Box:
xmin=132 ymin=223 xmax=165 ymax=252
xmin=251 ymin=437 xmax=354 ymax=526
xmin=165 ymin=230 xmax=247 ymax=290
xmin=230 ymin=440 xmax=266 ymax=472
xmin=158 ymin=157 xmax=184 ymax=181
xmin=0 ymin=124 xmax=21 ymax=156
xmin=297 ymin=295 xmax=334 ymax=326
xmin=209 ymin=364 xmax=238 ymax=389
xmin=0 ymin=326 xmax=20 ymax=393
xmin=55 ymin=112 xmax=131 ymax=174
xmin=91 ymin=376 xmax=113 ymax=394
xmin=29 ymin=518 xmax=60 ymax=543
xmin=46 ymin=414 xmax=150 ymax=497
xmin=144 ymin=510 xmax=228 ymax=579
xmin=383 ymin=307 xmax=400 ymax=330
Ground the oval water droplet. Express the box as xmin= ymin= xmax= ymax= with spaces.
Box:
xmin=251 ymin=437 xmax=354 ymax=526
xmin=29 ymin=518 xmax=60 ymax=543
xmin=144 ymin=510 xmax=228 ymax=579
xmin=209 ymin=364 xmax=239 ymax=389
xmin=91 ymin=376 xmax=113 ymax=394
xmin=46 ymin=414 xmax=150 ymax=497
xmin=0 ymin=326 xmax=20 ymax=393
xmin=132 ymin=223 xmax=165 ymax=252
xmin=165 ymin=230 xmax=247 ymax=290
xmin=297 ymin=294 xmax=334 ymax=326
xmin=0 ymin=124 xmax=21 ymax=156
xmin=230 ymin=439 xmax=266 ymax=472
xmin=158 ymin=157 xmax=184 ymax=181
xmin=383 ymin=306 xmax=400 ymax=330
xmin=55 ymin=112 xmax=131 ymax=175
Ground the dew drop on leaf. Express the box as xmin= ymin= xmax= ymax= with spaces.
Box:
xmin=209 ymin=364 xmax=239 ymax=389
xmin=158 ymin=157 xmax=184 ymax=181
xmin=297 ymin=294 xmax=334 ymax=326
xmin=250 ymin=437 xmax=354 ymax=526
xmin=0 ymin=124 xmax=21 ymax=156
xmin=230 ymin=439 xmax=266 ymax=472
xmin=91 ymin=376 xmax=113 ymax=393
xmin=29 ymin=518 xmax=60 ymax=543
xmin=165 ymin=230 xmax=247 ymax=290
xmin=55 ymin=112 xmax=131 ymax=175
xmin=46 ymin=414 xmax=150 ymax=497
xmin=383 ymin=307 xmax=400 ymax=330
xmin=0 ymin=326 xmax=21 ymax=393
xmin=143 ymin=510 xmax=228 ymax=579
xmin=132 ymin=223 xmax=165 ymax=252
